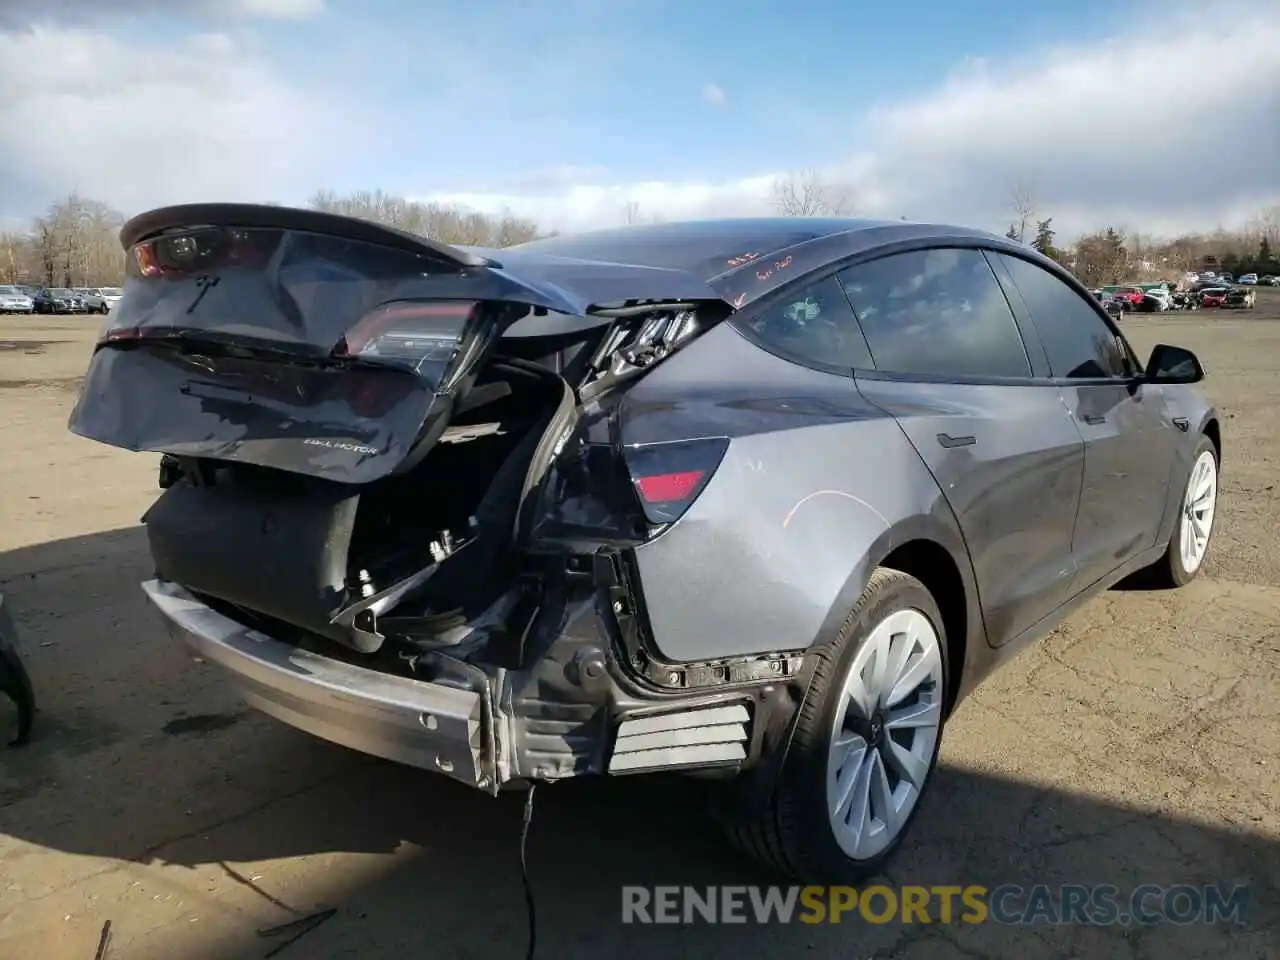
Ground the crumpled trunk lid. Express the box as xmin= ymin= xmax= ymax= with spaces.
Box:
xmin=68 ymin=203 xmax=728 ymax=485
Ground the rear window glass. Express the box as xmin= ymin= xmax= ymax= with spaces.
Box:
xmin=739 ymin=276 xmax=873 ymax=371
xmin=838 ymin=248 xmax=1032 ymax=379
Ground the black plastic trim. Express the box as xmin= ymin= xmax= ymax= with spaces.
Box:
xmin=121 ymin=203 xmax=495 ymax=269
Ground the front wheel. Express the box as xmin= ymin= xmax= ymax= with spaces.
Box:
xmin=718 ymin=568 xmax=948 ymax=882
xmin=1143 ymin=437 xmax=1218 ymax=587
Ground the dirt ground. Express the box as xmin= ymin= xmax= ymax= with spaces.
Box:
xmin=0 ymin=296 xmax=1277 ymax=960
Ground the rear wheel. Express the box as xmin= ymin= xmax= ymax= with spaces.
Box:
xmin=718 ymin=568 xmax=948 ymax=882
xmin=1144 ymin=437 xmax=1218 ymax=587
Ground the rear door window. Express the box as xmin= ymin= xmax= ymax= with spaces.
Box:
xmin=995 ymin=253 xmax=1134 ymax=379
xmin=837 ymin=247 xmax=1032 ymax=379
xmin=739 ymin=275 xmax=874 ymax=372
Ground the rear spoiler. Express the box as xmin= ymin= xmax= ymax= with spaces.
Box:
xmin=119 ymin=203 xmax=733 ymax=318
xmin=121 ymin=203 xmax=498 ymax=272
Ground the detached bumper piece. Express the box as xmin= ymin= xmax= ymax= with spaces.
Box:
xmin=143 ymin=579 xmax=486 ymax=786
xmin=609 ymin=703 xmax=751 ymax=774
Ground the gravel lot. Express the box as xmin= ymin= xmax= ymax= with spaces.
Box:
xmin=1 ymin=295 xmax=1277 ymax=959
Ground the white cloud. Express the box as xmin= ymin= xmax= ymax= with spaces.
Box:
xmin=0 ymin=0 xmax=325 ymax=26
xmin=2 ymin=1 xmax=1277 ymax=242
xmin=229 ymin=0 xmax=325 ymax=17
xmin=424 ymin=3 xmax=1280 ymax=239
xmin=0 ymin=26 xmax=343 ymax=217
xmin=701 ymin=82 xmax=727 ymax=107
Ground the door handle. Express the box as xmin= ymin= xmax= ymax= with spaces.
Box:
xmin=1080 ymin=414 xmax=1106 ymax=425
xmin=936 ymin=433 xmax=976 ymax=448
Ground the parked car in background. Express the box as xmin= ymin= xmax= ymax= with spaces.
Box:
xmin=69 ymin=206 xmax=1223 ymax=884
xmin=1138 ymin=286 xmax=1171 ymax=312
xmin=1092 ymin=289 xmax=1127 ymax=320
xmin=75 ymin=288 xmax=123 ymax=313
xmin=1260 ymin=276 xmax=1279 ymax=286
xmin=1237 ymin=274 xmax=1258 ymax=285
xmin=1170 ymin=291 xmax=1198 ymax=311
xmin=1219 ymin=273 xmax=1235 ymax=284
xmin=1225 ymin=287 xmax=1255 ymax=309
xmin=74 ymin=289 xmax=109 ymax=314
xmin=33 ymin=288 xmax=88 ymax=314
xmin=1198 ymin=287 xmax=1228 ymax=308
xmin=1102 ymin=284 xmax=1145 ymax=309
xmin=0 ymin=285 xmax=34 ymax=314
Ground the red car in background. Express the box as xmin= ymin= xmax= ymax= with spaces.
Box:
xmin=1199 ymin=287 xmax=1228 ymax=308
xmin=1111 ymin=285 xmax=1145 ymax=308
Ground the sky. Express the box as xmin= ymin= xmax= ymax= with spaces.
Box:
xmin=1 ymin=0 xmax=1277 ymax=241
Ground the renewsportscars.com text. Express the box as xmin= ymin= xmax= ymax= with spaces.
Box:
xmin=621 ymin=884 xmax=1249 ymax=926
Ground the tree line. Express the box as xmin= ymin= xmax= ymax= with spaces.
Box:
xmin=0 ymin=190 xmax=545 ymax=287
xmin=2 ymin=179 xmax=1277 ymax=290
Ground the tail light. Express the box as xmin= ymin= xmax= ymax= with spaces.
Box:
xmin=338 ymin=300 xmax=483 ymax=389
xmin=129 ymin=227 xmax=270 ymax=279
xmin=622 ymin=437 xmax=729 ymax=524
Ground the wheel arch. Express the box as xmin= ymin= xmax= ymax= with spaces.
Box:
xmin=806 ymin=513 xmax=985 ymax=718
xmin=1202 ymin=415 xmax=1221 ymax=466
xmin=878 ymin=539 xmax=968 ymax=715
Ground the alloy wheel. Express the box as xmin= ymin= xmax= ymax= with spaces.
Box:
xmin=1179 ymin=449 xmax=1217 ymax=574
xmin=827 ymin=608 xmax=943 ymax=860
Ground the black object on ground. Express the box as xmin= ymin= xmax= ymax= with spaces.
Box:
xmin=521 ymin=783 xmax=538 ymax=960
xmin=93 ymin=920 xmax=112 ymax=960
xmin=257 ymin=908 xmax=337 ymax=958
xmin=0 ymin=594 xmax=34 ymax=746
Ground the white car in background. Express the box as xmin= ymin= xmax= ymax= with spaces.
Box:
xmin=0 ymin=285 xmax=34 ymax=314
xmin=1237 ymin=274 xmax=1258 ymax=285
xmin=96 ymin=287 xmax=124 ymax=311
xmin=1143 ymin=286 xmax=1173 ymax=311
xmin=79 ymin=287 xmax=124 ymax=313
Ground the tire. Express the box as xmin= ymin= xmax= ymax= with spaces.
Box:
xmin=717 ymin=568 xmax=949 ymax=883
xmin=1143 ymin=436 xmax=1218 ymax=588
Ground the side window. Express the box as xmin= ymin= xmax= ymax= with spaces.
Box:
xmin=837 ymin=247 xmax=1032 ymax=379
xmin=995 ymin=253 xmax=1130 ymax=379
xmin=741 ymin=275 xmax=874 ymax=371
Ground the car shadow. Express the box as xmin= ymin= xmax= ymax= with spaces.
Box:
xmin=0 ymin=528 xmax=1274 ymax=959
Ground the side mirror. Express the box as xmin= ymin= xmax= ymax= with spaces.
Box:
xmin=1145 ymin=344 xmax=1204 ymax=384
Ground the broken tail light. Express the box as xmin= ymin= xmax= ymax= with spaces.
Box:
xmin=338 ymin=300 xmax=483 ymax=390
xmin=623 ymin=437 xmax=729 ymax=525
xmin=130 ymin=227 xmax=268 ymax=279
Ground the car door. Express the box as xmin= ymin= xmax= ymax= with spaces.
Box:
xmin=992 ymin=251 xmax=1180 ymax=591
xmin=838 ymin=246 xmax=1085 ymax=647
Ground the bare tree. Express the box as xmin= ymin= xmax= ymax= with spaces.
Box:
xmin=309 ymin=189 xmax=541 ymax=247
xmin=1006 ymin=178 xmax=1037 ymax=244
xmin=21 ymin=193 xmax=127 ymax=286
xmin=0 ymin=232 xmax=32 ymax=284
xmin=770 ymin=169 xmax=854 ymax=217
xmin=1247 ymin=204 xmax=1280 ymax=248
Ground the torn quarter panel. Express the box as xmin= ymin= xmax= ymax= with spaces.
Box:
xmin=68 ymin=204 xmax=730 ymax=485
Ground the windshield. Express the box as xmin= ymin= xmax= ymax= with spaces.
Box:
xmin=0 ymin=286 xmax=21 ymax=295
xmin=101 ymin=287 xmax=123 ymax=296
xmin=49 ymin=288 xmax=73 ymax=296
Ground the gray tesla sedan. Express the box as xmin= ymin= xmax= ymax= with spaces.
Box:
xmin=69 ymin=206 xmax=1220 ymax=882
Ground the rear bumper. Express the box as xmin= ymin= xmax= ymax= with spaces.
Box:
xmin=143 ymin=579 xmax=489 ymax=788
xmin=143 ymin=577 xmax=779 ymax=790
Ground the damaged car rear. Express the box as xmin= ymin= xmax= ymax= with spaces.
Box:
xmin=71 ymin=206 xmax=1220 ymax=883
